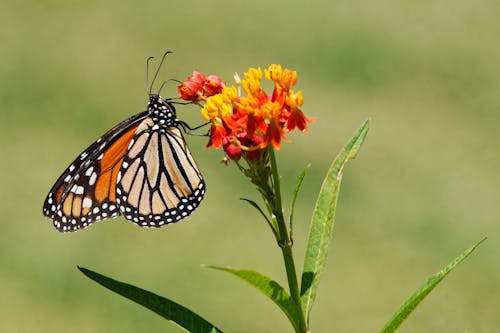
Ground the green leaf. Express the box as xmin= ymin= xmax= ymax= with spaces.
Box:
xmin=78 ymin=266 xmax=223 ymax=333
xmin=240 ymin=198 xmax=279 ymax=240
xmin=300 ymin=119 xmax=370 ymax=320
xmin=289 ymin=164 xmax=310 ymax=240
xmin=380 ymin=238 xmax=486 ymax=333
xmin=207 ymin=266 xmax=302 ymax=333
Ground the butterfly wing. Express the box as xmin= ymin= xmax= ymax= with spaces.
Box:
xmin=116 ymin=117 xmax=205 ymax=227
xmin=43 ymin=111 xmax=149 ymax=231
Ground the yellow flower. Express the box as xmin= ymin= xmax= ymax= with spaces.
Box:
xmin=242 ymin=67 xmax=263 ymax=96
xmin=260 ymin=100 xmax=282 ymax=120
xmin=221 ymin=86 xmax=238 ymax=103
xmin=200 ymin=86 xmax=238 ymax=122
xmin=235 ymin=95 xmax=260 ymax=115
xmin=280 ymin=69 xmax=297 ymax=88
xmin=265 ymin=64 xmax=297 ymax=89
xmin=285 ymin=90 xmax=303 ymax=109
xmin=265 ymin=64 xmax=283 ymax=82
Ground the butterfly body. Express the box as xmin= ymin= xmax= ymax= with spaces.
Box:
xmin=43 ymin=94 xmax=205 ymax=232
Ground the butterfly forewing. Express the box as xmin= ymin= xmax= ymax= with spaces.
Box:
xmin=116 ymin=117 xmax=205 ymax=227
xmin=43 ymin=111 xmax=148 ymax=231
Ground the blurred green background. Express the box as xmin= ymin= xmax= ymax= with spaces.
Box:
xmin=1 ymin=0 xmax=499 ymax=332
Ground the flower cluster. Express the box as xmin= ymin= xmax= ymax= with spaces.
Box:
xmin=178 ymin=71 xmax=224 ymax=102
xmin=178 ymin=65 xmax=313 ymax=161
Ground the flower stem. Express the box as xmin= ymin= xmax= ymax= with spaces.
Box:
xmin=269 ymin=147 xmax=308 ymax=333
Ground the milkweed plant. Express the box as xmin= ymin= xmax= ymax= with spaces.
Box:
xmin=79 ymin=64 xmax=485 ymax=332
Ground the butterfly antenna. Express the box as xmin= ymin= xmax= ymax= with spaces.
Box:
xmin=145 ymin=56 xmax=155 ymax=94
xmin=149 ymin=50 xmax=173 ymax=95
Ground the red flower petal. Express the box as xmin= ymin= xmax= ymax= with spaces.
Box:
xmin=209 ymin=125 xmax=227 ymax=149
xmin=286 ymin=109 xmax=314 ymax=132
xmin=178 ymin=83 xmax=199 ymax=101
xmin=191 ymin=71 xmax=207 ymax=84
xmin=202 ymin=79 xmax=223 ymax=97
xmin=223 ymin=138 xmax=242 ymax=161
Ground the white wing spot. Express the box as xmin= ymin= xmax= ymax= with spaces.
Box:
xmin=82 ymin=197 xmax=92 ymax=208
xmin=89 ymin=172 xmax=97 ymax=186
xmin=85 ymin=167 xmax=94 ymax=176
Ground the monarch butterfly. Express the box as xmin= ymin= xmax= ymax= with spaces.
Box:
xmin=42 ymin=52 xmax=205 ymax=232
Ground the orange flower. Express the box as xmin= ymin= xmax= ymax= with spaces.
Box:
xmin=207 ymin=124 xmax=227 ymax=149
xmin=178 ymin=79 xmax=201 ymax=101
xmin=178 ymin=64 xmax=313 ymax=161
xmin=178 ymin=71 xmax=224 ymax=101
xmin=202 ymin=75 xmax=223 ymax=96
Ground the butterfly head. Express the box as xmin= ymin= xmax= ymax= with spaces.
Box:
xmin=147 ymin=94 xmax=177 ymax=126
xmin=148 ymin=93 xmax=161 ymax=104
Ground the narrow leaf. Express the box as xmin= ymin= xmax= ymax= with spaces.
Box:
xmin=207 ymin=266 xmax=302 ymax=333
xmin=300 ymin=119 xmax=370 ymax=320
xmin=380 ymin=238 xmax=486 ymax=333
xmin=289 ymin=164 xmax=311 ymax=240
xmin=78 ymin=266 xmax=223 ymax=333
xmin=240 ymin=198 xmax=279 ymax=239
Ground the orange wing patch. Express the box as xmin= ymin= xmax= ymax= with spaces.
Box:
xmin=55 ymin=184 xmax=65 ymax=202
xmin=94 ymin=123 xmax=140 ymax=203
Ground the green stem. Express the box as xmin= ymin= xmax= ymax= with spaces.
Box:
xmin=268 ymin=147 xmax=308 ymax=333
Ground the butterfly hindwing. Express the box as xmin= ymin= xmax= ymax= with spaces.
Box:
xmin=43 ymin=111 xmax=148 ymax=231
xmin=116 ymin=117 xmax=205 ymax=227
